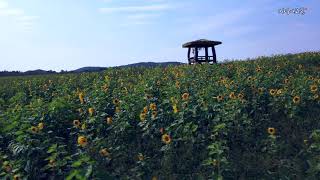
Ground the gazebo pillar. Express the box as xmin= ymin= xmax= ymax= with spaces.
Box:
xmin=205 ymin=47 xmax=209 ymax=63
xmin=187 ymin=47 xmax=191 ymax=64
xmin=195 ymin=47 xmax=199 ymax=63
xmin=211 ymin=46 xmax=217 ymax=63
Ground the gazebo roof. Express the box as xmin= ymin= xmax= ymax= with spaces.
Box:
xmin=182 ymin=39 xmax=222 ymax=48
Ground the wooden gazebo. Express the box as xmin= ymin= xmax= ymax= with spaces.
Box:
xmin=183 ymin=39 xmax=222 ymax=64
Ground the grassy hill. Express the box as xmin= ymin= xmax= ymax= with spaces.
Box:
xmin=0 ymin=52 xmax=319 ymax=179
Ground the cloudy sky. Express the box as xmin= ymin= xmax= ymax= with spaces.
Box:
xmin=0 ymin=0 xmax=319 ymax=71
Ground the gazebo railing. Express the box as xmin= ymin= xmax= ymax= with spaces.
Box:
xmin=189 ymin=56 xmax=215 ymax=61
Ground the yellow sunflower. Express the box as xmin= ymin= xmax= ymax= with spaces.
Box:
xmin=175 ymin=81 xmax=180 ymax=88
xmin=212 ymin=159 xmax=218 ymax=167
xmin=172 ymin=104 xmax=179 ymax=113
xmin=258 ymin=88 xmax=264 ymax=94
xmin=143 ymin=106 xmax=148 ymax=113
xmin=38 ymin=122 xmax=44 ymax=130
xmin=150 ymin=103 xmax=157 ymax=111
xmin=73 ymin=120 xmax=81 ymax=127
xmin=276 ymin=89 xmax=283 ymax=95
xmin=137 ymin=153 xmax=144 ymax=161
xmin=256 ymin=67 xmax=262 ymax=72
xmin=152 ymin=111 xmax=157 ymax=119
xmin=106 ymin=117 xmax=113 ymax=125
xmin=237 ymin=93 xmax=244 ymax=99
xmin=314 ymin=94 xmax=319 ymax=100
xmin=182 ymin=93 xmax=190 ymax=101
xmin=49 ymin=159 xmax=56 ymax=167
xmin=140 ymin=113 xmax=146 ymax=121
xmin=88 ymin=108 xmax=95 ymax=116
xmin=162 ymin=134 xmax=172 ymax=144
xmin=13 ymin=174 xmax=20 ymax=180
xmin=310 ymin=85 xmax=318 ymax=93
xmin=99 ymin=148 xmax=110 ymax=157
xmin=217 ymin=95 xmax=224 ymax=102
xmin=267 ymin=127 xmax=276 ymax=135
xmin=77 ymin=136 xmax=88 ymax=147
xmin=113 ymin=98 xmax=120 ymax=105
xmin=229 ymin=92 xmax=236 ymax=99
xmin=269 ymin=89 xmax=276 ymax=96
xmin=79 ymin=92 xmax=85 ymax=104
xmin=115 ymin=107 xmax=121 ymax=113
xmin=293 ymin=96 xmax=301 ymax=104
xmin=30 ymin=126 xmax=38 ymax=134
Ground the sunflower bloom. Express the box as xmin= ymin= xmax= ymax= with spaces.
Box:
xmin=99 ymin=148 xmax=110 ymax=157
xmin=152 ymin=111 xmax=157 ymax=119
xmin=79 ymin=92 xmax=85 ymax=104
xmin=137 ymin=153 xmax=144 ymax=161
xmin=30 ymin=126 xmax=38 ymax=134
xmin=182 ymin=93 xmax=190 ymax=101
xmin=49 ymin=159 xmax=56 ymax=167
xmin=217 ymin=95 xmax=224 ymax=102
xmin=172 ymin=104 xmax=179 ymax=113
xmin=276 ymin=89 xmax=283 ymax=95
xmin=115 ymin=107 xmax=121 ymax=113
xmin=258 ymin=88 xmax=264 ymax=94
xmin=229 ymin=92 xmax=236 ymax=99
xmin=269 ymin=89 xmax=276 ymax=96
xmin=140 ymin=113 xmax=146 ymax=121
xmin=256 ymin=67 xmax=262 ymax=72
xmin=73 ymin=120 xmax=81 ymax=128
xmin=13 ymin=174 xmax=20 ymax=180
xmin=113 ymin=99 xmax=120 ymax=105
xmin=314 ymin=94 xmax=319 ymax=100
xmin=310 ymin=85 xmax=318 ymax=93
xmin=88 ymin=108 xmax=95 ymax=116
xmin=238 ymin=93 xmax=244 ymax=99
xmin=150 ymin=103 xmax=157 ymax=111
xmin=143 ymin=106 xmax=148 ymax=113
xmin=212 ymin=159 xmax=218 ymax=167
xmin=162 ymin=134 xmax=172 ymax=144
xmin=106 ymin=117 xmax=113 ymax=125
xmin=77 ymin=136 xmax=88 ymax=147
xmin=175 ymin=81 xmax=180 ymax=88
xmin=38 ymin=122 xmax=44 ymax=130
xmin=267 ymin=127 xmax=276 ymax=135
xmin=293 ymin=96 xmax=301 ymax=104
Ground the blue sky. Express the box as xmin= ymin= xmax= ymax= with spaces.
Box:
xmin=0 ymin=0 xmax=319 ymax=71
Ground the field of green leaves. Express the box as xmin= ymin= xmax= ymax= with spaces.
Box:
xmin=0 ymin=52 xmax=320 ymax=180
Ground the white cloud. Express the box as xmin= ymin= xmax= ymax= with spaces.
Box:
xmin=127 ymin=13 xmax=160 ymax=20
xmin=0 ymin=0 xmax=38 ymax=31
xmin=99 ymin=4 xmax=171 ymax=13
xmin=0 ymin=1 xmax=8 ymax=9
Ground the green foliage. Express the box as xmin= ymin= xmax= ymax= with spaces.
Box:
xmin=0 ymin=52 xmax=319 ymax=179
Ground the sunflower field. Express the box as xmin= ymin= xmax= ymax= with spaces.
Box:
xmin=0 ymin=52 xmax=320 ymax=180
